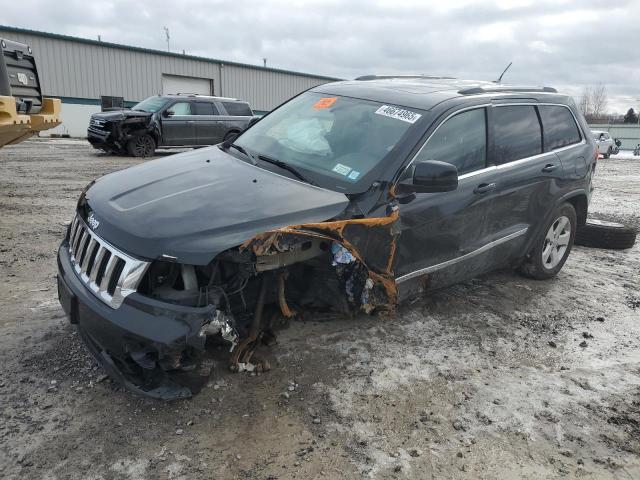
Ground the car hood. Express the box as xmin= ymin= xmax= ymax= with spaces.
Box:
xmin=91 ymin=109 xmax=152 ymax=122
xmin=83 ymin=147 xmax=350 ymax=265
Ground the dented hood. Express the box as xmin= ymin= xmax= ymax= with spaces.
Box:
xmin=83 ymin=147 xmax=349 ymax=264
xmin=90 ymin=109 xmax=152 ymax=122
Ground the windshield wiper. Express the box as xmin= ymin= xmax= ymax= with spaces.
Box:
xmin=257 ymin=154 xmax=316 ymax=185
xmin=223 ymin=143 xmax=257 ymax=165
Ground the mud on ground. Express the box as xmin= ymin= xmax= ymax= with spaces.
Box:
xmin=1 ymin=140 xmax=639 ymax=480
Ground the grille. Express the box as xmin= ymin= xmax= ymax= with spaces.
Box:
xmin=68 ymin=214 xmax=149 ymax=309
xmin=88 ymin=118 xmax=109 ymax=135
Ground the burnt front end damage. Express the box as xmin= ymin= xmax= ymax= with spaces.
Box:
xmin=56 ymin=149 xmax=402 ymax=399
xmin=57 ymin=207 xmax=400 ymax=399
xmin=87 ymin=110 xmax=156 ymax=153
xmin=135 ymin=209 xmax=401 ymax=375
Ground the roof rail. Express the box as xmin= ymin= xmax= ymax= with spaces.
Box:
xmin=458 ymin=85 xmax=558 ymax=95
xmin=355 ymin=74 xmax=456 ymax=81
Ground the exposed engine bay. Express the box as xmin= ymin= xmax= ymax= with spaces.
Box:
xmin=135 ymin=210 xmax=400 ymax=387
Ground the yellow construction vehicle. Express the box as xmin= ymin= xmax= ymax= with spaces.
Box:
xmin=0 ymin=38 xmax=61 ymax=148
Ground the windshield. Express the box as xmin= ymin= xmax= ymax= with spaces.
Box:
xmin=132 ymin=96 xmax=170 ymax=113
xmin=234 ymin=92 xmax=421 ymax=190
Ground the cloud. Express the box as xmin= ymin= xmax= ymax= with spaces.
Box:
xmin=2 ymin=0 xmax=639 ymax=113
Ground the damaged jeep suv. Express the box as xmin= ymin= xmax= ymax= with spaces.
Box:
xmin=87 ymin=94 xmax=254 ymax=157
xmin=58 ymin=76 xmax=596 ymax=399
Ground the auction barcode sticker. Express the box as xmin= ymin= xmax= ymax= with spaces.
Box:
xmin=375 ymin=105 xmax=422 ymax=124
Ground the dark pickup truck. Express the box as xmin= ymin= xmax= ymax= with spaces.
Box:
xmin=87 ymin=94 xmax=255 ymax=156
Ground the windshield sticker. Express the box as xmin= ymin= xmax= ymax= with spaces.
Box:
xmin=348 ymin=170 xmax=360 ymax=180
xmin=375 ymin=105 xmax=422 ymax=124
xmin=313 ymin=97 xmax=337 ymax=109
xmin=332 ymin=163 xmax=352 ymax=176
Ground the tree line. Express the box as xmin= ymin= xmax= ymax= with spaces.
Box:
xmin=578 ymin=84 xmax=638 ymax=124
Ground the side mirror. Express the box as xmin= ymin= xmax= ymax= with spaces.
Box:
xmin=162 ymin=110 xmax=174 ymax=118
xmin=221 ymin=132 xmax=239 ymax=149
xmin=395 ymin=160 xmax=458 ymax=195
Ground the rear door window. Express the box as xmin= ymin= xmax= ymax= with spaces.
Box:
xmin=194 ymin=102 xmax=219 ymax=115
xmin=539 ymin=105 xmax=581 ymax=151
xmin=222 ymin=102 xmax=252 ymax=116
xmin=415 ymin=108 xmax=487 ymax=175
xmin=493 ymin=105 xmax=542 ymax=164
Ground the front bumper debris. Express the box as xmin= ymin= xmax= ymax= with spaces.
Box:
xmin=57 ymin=242 xmax=238 ymax=400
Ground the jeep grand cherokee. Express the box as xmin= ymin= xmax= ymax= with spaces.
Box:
xmin=58 ymin=76 xmax=596 ymax=399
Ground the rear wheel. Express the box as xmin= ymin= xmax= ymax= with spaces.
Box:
xmin=127 ymin=133 xmax=156 ymax=157
xmin=518 ymin=203 xmax=577 ymax=280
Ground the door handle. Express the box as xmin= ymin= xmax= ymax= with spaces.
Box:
xmin=542 ymin=164 xmax=557 ymax=173
xmin=473 ymin=183 xmax=496 ymax=194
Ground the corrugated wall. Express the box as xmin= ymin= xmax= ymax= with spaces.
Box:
xmin=0 ymin=28 xmax=335 ymax=111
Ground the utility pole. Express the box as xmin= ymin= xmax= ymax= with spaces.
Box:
xmin=263 ymin=58 xmax=267 ymax=68
xmin=163 ymin=26 xmax=170 ymax=52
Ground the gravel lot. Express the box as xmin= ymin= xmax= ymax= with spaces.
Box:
xmin=1 ymin=139 xmax=639 ymax=480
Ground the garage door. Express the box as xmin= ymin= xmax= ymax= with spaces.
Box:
xmin=161 ymin=74 xmax=212 ymax=95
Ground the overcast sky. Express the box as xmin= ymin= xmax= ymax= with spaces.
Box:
xmin=4 ymin=0 xmax=640 ymax=113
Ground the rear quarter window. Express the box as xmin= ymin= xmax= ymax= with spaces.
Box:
xmin=539 ymin=105 xmax=582 ymax=151
xmin=222 ymin=102 xmax=252 ymax=116
xmin=493 ymin=105 xmax=542 ymax=164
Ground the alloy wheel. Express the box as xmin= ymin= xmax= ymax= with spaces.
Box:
xmin=133 ymin=136 xmax=154 ymax=156
xmin=542 ymin=215 xmax=571 ymax=269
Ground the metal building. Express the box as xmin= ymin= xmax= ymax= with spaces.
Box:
xmin=0 ymin=25 xmax=339 ymax=137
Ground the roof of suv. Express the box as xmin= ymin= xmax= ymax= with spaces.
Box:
xmin=163 ymin=94 xmax=247 ymax=103
xmin=313 ymin=76 xmax=566 ymax=112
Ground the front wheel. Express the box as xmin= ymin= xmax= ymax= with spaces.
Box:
xmin=603 ymin=146 xmax=611 ymax=159
xmin=517 ymin=203 xmax=577 ymax=280
xmin=127 ymin=134 xmax=156 ymax=157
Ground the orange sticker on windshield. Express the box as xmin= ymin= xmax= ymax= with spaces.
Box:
xmin=313 ymin=97 xmax=337 ymax=109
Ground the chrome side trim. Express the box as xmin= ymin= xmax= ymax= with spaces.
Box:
xmin=395 ymin=227 xmax=528 ymax=284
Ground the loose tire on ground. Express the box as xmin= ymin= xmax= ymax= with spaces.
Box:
xmin=127 ymin=133 xmax=156 ymax=157
xmin=575 ymin=219 xmax=637 ymax=250
xmin=518 ymin=202 xmax=577 ymax=280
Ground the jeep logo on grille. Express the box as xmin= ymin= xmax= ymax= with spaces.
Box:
xmin=87 ymin=213 xmax=100 ymax=230
xmin=16 ymin=73 xmax=28 ymax=85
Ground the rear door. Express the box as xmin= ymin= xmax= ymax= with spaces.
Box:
xmin=194 ymin=101 xmax=226 ymax=145
xmin=160 ymin=101 xmax=197 ymax=146
xmin=538 ymin=105 xmax=587 ymax=180
xmin=485 ymin=103 xmax=564 ymax=258
xmin=217 ymin=101 xmax=253 ymax=136
xmin=395 ymin=106 xmax=498 ymax=283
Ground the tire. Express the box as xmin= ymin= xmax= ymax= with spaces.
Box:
xmin=126 ymin=133 xmax=156 ymax=157
xmin=603 ymin=147 xmax=611 ymax=159
xmin=518 ymin=203 xmax=577 ymax=280
xmin=575 ymin=219 xmax=637 ymax=250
